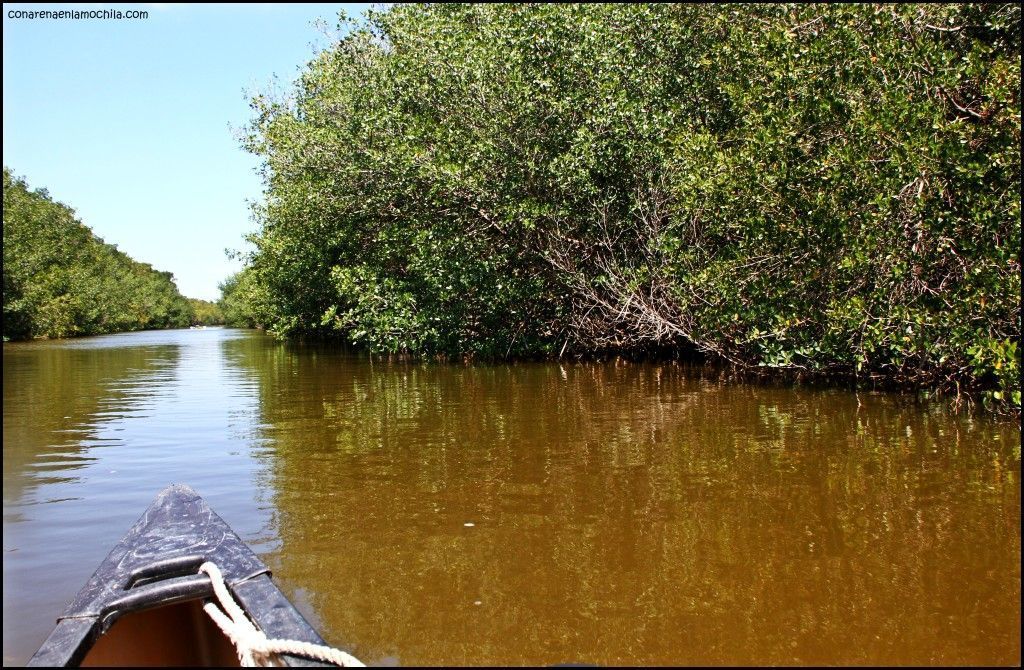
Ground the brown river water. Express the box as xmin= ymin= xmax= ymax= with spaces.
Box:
xmin=3 ymin=327 xmax=1020 ymax=665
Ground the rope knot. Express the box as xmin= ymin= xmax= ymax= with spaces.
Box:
xmin=198 ymin=562 xmax=364 ymax=667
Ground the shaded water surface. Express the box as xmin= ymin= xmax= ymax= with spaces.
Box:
xmin=3 ymin=328 xmax=1020 ymax=665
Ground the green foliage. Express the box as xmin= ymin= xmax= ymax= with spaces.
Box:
xmin=3 ymin=168 xmax=194 ymax=339
xmin=187 ymin=298 xmax=224 ymax=326
xmin=237 ymin=4 xmax=1020 ymax=411
xmin=218 ymin=269 xmax=271 ymax=328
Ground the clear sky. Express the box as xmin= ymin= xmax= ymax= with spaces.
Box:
xmin=3 ymin=3 xmax=370 ymax=301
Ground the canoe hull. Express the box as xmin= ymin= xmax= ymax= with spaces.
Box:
xmin=29 ymin=484 xmax=337 ymax=667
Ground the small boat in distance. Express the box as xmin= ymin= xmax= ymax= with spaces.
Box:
xmin=29 ymin=484 xmax=359 ymax=667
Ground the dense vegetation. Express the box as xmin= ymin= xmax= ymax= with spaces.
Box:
xmin=188 ymin=298 xmax=224 ymax=326
xmin=3 ymin=168 xmax=208 ymax=339
xmin=217 ymin=270 xmax=261 ymax=328
xmin=232 ymin=4 xmax=1019 ymax=409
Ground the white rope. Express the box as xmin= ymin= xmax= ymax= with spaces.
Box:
xmin=198 ymin=562 xmax=365 ymax=667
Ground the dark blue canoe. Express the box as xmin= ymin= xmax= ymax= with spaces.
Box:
xmin=29 ymin=484 xmax=339 ymax=667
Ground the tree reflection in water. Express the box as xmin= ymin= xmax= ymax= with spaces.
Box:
xmin=221 ymin=334 xmax=1021 ymax=666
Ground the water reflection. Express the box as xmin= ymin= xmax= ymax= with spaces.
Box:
xmin=3 ymin=330 xmax=1019 ymax=665
xmin=2 ymin=329 xmax=272 ymax=665
xmin=221 ymin=339 xmax=1020 ymax=666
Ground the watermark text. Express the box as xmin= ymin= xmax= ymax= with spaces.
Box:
xmin=7 ymin=8 xmax=149 ymax=21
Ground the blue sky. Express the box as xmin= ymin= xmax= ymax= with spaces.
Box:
xmin=3 ymin=3 xmax=371 ymax=300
